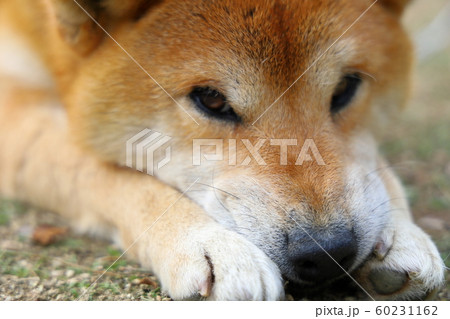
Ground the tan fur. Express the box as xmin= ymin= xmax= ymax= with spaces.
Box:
xmin=0 ymin=0 xmax=444 ymax=300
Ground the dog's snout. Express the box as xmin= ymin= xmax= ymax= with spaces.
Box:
xmin=287 ymin=227 xmax=357 ymax=283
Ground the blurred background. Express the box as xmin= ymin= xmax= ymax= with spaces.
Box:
xmin=381 ymin=0 xmax=450 ymax=300
xmin=0 ymin=0 xmax=449 ymax=300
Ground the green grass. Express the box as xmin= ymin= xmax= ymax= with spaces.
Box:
xmin=0 ymin=252 xmax=31 ymax=278
xmin=142 ymin=287 xmax=161 ymax=300
xmin=107 ymin=259 xmax=127 ymax=271
xmin=57 ymin=238 xmax=86 ymax=249
xmin=98 ymin=282 xmax=121 ymax=295
xmin=0 ymin=211 xmax=9 ymax=226
xmin=0 ymin=199 xmax=27 ymax=225
xmin=107 ymin=247 xmax=122 ymax=258
xmin=62 ymin=281 xmax=92 ymax=299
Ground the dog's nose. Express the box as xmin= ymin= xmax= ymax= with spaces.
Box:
xmin=287 ymin=227 xmax=357 ymax=283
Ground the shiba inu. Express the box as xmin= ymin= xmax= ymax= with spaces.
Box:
xmin=0 ymin=0 xmax=445 ymax=300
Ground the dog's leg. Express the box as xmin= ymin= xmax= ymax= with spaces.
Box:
xmin=355 ymin=160 xmax=445 ymax=300
xmin=0 ymin=87 xmax=284 ymax=300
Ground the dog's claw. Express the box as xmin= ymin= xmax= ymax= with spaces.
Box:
xmin=373 ymin=242 xmax=389 ymax=260
xmin=199 ymin=278 xmax=212 ymax=297
xmin=373 ymin=229 xmax=395 ymax=260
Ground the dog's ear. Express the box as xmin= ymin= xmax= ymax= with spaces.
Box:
xmin=378 ymin=0 xmax=411 ymax=16
xmin=48 ymin=0 xmax=157 ymax=55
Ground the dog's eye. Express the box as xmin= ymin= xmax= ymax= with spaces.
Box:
xmin=330 ymin=74 xmax=362 ymax=114
xmin=190 ymin=87 xmax=241 ymax=122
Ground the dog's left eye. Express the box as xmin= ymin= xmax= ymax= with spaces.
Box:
xmin=190 ymin=87 xmax=241 ymax=122
xmin=330 ymin=74 xmax=362 ymax=114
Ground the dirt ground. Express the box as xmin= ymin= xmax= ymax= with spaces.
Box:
xmin=0 ymin=0 xmax=449 ymax=301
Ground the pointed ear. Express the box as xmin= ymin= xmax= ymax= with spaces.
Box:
xmin=48 ymin=0 xmax=102 ymax=56
xmin=47 ymin=0 xmax=155 ymax=55
xmin=378 ymin=0 xmax=411 ymax=16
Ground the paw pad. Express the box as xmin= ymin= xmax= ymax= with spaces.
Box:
xmin=369 ymin=269 xmax=408 ymax=295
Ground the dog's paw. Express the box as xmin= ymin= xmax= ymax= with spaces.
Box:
xmin=153 ymin=225 xmax=284 ymax=300
xmin=355 ymin=222 xmax=445 ymax=300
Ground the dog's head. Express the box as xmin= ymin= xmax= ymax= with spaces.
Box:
xmin=50 ymin=0 xmax=413 ymax=286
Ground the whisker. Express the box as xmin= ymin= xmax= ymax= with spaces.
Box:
xmin=362 ymin=172 xmax=384 ymax=194
xmin=383 ymin=207 xmax=407 ymax=215
xmin=186 ymin=189 xmax=211 ymax=193
xmin=367 ymin=196 xmax=408 ymax=215
xmin=196 ymin=182 xmax=240 ymax=199
xmin=213 ymin=186 xmax=231 ymax=213
xmin=234 ymin=226 xmax=254 ymax=234
xmin=363 ymin=160 xmax=424 ymax=182
xmin=238 ymin=212 xmax=259 ymax=223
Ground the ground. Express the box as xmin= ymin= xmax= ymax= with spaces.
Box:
xmin=0 ymin=0 xmax=449 ymax=301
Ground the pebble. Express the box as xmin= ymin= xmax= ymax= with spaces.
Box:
xmin=28 ymin=278 xmax=40 ymax=288
xmin=67 ymin=278 xmax=78 ymax=285
xmin=79 ymin=273 xmax=90 ymax=280
xmin=50 ymin=270 xmax=63 ymax=277
xmin=131 ymin=278 xmax=141 ymax=285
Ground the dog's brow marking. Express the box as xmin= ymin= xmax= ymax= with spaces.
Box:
xmin=248 ymin=177 xmax=377 ymax=301
xmin=252 ymin=0 xmax=379 ymax=125
xmin=72 ymin=0 xmax=200 ymax=126
xmin=76 ymin=178 xmax=200 ymax=301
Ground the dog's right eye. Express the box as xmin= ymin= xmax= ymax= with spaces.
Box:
xmin=189 ymin=87 xmax=241 ymax=122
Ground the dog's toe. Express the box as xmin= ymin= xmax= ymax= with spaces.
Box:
xmin=355 ymin=222 xmax=445 ymax=300
xmin=200 ymin=229 xmax=284 ymax=300
xmin=154 ymin=225 xmax=284 ymax=301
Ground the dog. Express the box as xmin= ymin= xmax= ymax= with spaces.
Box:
xmin=0 ymin=0 xmax=445 ymax=300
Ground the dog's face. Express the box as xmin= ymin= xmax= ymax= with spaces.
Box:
xmin=58 ymin=0 xmax=412 ymax=286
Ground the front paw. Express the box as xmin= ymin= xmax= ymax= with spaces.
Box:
xmin=355 ymin=222 xmax=445 ymax=300
xmin=152 ymin=226 xmax=284 ymax=300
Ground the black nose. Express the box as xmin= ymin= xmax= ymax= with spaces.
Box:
xmin=287 ymin=227 xmax=357 ymax=283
